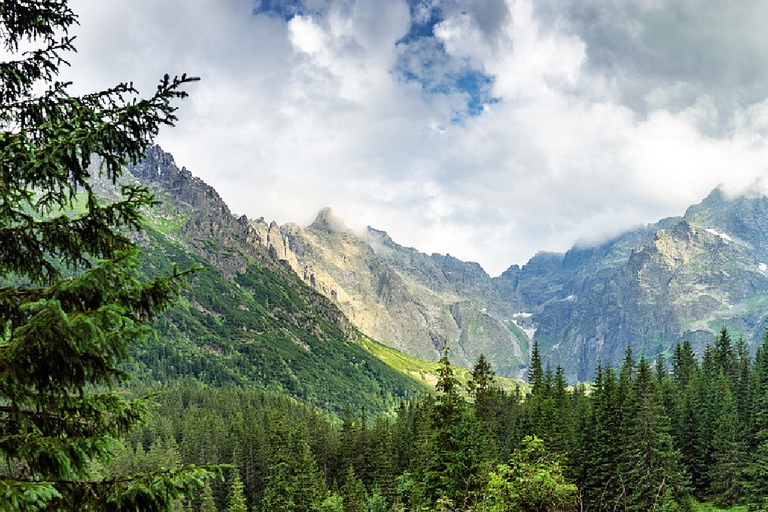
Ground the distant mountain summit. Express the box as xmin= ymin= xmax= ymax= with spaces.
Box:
xmin=498 ymin=187 xmax=768 ymax=380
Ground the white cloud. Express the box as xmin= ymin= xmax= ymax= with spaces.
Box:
xmin=60 ymin=0 xmax=768 ymax=276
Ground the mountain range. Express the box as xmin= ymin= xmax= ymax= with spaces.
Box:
xmin=500 ymin=188 xmax=768 ymax=380
xmin=121 ymin=146 xmax=768 ymax=384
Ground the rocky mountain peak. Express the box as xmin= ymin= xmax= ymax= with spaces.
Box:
xmin=364 ymin=226 xmax=396 ymax=247
xmin=684 ymin=186 xmax=768 ymax=260
xmin=310 ymin=207 xmax=349 ymax=234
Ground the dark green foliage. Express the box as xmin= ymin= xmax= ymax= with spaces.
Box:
xmin=414 ymin=349 xmax=498 ymax=509
xmin=486 ymin=435 xmax=577 ymax=512
xmin=468 ymin=353 xmax=496 ymax=399
xmin=228 ymin=471 xmax=248 ymax=512
xmin=199 ymin=481 xmax=217 ymax=512
xmin=708 ymin=371 xmax=748 ymax=506
xmin=341 ymin=466 xmax=367 ymax=512
xmin=0 ymin=0 xmax=217 ymax=509
xmin=128 ymin=225 xmax=426 ymax=414
xmin=624 ymin=357 xmax=688 ymax=511
xmin=120 ymin=333 xmax=768 ymax=511
xmin=673 ymin=340 xmax=698 ymax=390
xmin=580 ymin=366 xmax=629 ymax=510
xmin=529 ymin=340 xmax=545 ymax=396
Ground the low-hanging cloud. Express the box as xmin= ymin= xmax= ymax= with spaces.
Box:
xmin=63 ymin=0 xmax=768 ymax=276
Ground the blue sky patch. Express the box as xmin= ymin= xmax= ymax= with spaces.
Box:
xmin=253 ymin=0 xmax=499 ymax=120
xmin=395 ymin=1 xmax=499 ymax=121
xmin=253 ymin=0 xmax=324 ymax=21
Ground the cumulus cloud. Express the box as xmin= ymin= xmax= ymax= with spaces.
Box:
xmin=61 ymin=0 xmax=768 ymax=276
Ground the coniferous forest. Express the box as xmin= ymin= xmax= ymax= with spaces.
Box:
xmin=114 ymin=328 xmax=768 ymax=512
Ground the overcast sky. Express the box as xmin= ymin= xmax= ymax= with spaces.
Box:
xmin=65 ymin=0 xmax=768 ymax=276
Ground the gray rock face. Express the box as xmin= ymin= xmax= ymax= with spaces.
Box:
xmin=497 ymin=188 xmax=768 ymax=381
xmin=250 ymin=209 xmax=529 ymax=378
xmin=127 ymin=146 xmax=269 ymax=277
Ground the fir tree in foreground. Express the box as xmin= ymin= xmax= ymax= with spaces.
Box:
xmin=0 ymin=0 xmax=216 ymax=509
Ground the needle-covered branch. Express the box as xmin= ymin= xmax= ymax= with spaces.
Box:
xmin=0 ymin=0 xmax=212 ymax=509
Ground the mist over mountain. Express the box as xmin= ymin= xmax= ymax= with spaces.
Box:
xmin=101 ymin=146 xmax=427 ymax=412
xmin=498 ymin=187 xmax=768 ymax=380
xmin=248 ymin=207 xmax=529 ymax=378
xmin=123 ymin=146 xmax=768 ymax=383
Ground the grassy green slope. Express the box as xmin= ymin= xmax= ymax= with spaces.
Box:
xmin=360 ymin=336 xmax=528 ymax=395
xmin=130 ymin=226 xmax=428 ymax=414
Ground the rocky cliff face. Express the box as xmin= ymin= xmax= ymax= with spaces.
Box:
xmin=126 ymin=146 xmax=257 ymax=276
xmin=250 ymin=208 xmax=528 ymax=377
xmin=106 ymin=146 xmax=425 ymax=412
xmin=497 ymin=188 xmax=768 ymax=381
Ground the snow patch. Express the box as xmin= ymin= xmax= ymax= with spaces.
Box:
xmin=512 ymin=313 xmax=537 ymax=340
xmin=705 ymin=228 xmax=734 ymax=243
xmin=759 ymin=263 xmax=767 ymax=273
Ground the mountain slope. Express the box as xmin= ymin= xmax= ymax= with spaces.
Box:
xmin=121 ymin=147 xmax=768 ymax=385
xmin=497 ymin=188 xmax=768 ymax=381
xmin=249 ymin=208 xmax=528 ymax=378
xmin=110 ymin=147 xmax=428 ymax=412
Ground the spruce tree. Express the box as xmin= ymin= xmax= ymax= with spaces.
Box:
xmin=624 ymin=357 xmax=688 ymax=511
xmin=582 ymin=366 xmax=628 ymax=511
xmin=528 ymin=340 xmax=545 ymax=396
xmin=672 ymin=340 xmax=698 ymax=390
xmin=467 ymin=353 xmax=496 ymax=400
xmin=747 ymin=332 xmax=768 ymax=506
xmin=708 ymin=371 xmax=748 ymax=506
xmin=227 ymin=470 xmax=248 ymax=512
xmin=714 ymin=327 xmax=737 ymax=378
xmin=199 ymin=481 xmax=218 ymax=512
xmin=0 ymin=0 xmax=214 ymax=509
xmin=468 ymin=353 xmax=502 ymax=439
xmin=673 ymin=372 xmax=706 ymax=495
xmin=421 ymin=347 xmax=493 ymax=509
xmin=341 ymin=465 xmax=367 ymax=512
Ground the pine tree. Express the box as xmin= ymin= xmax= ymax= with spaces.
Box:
xmin=0 ymin=1 xmax=214 ymax=509
xmin=529 ymin=340 xmax=545 ymax=396
xmin=672 ymin=340 xmax=698 ymax=390
xmin=227 ymin=471 xmax=248 ymax=512
xmin=714 ymin=327 xmax=737 ymax=378
xmin=468 ymin=353 xmax=503 ymax=444
xmin=421 ymin=347 xmax=464 ymax=503
xmin=468 ymin=353 xmax=496 ymax=397
xmin=673 ymin=371 xmax=706 ymax=494
xmin=581 ymin=366 xmax=628 ymax=511
xmin=261 ymin=424 xmax=326 ymax=512
xmin=199 ymin=481 xmax=218 ymax=512
xmin=747 ymin=332 xmax=768 ymax=506
xmin=708 ymin=371 xmax=748 ymax=506
xmin=548 ymin=365 xmax=574 ymax=454
xmin=341 ymin=465 xmax=367 ymax=512
xmin=420 ymin=347 xmax=493 ymax=509
xmin=624 ymin=357 xmax=689 ymax=511
xmin=369 ymin=417 xmax=395 ymax=505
